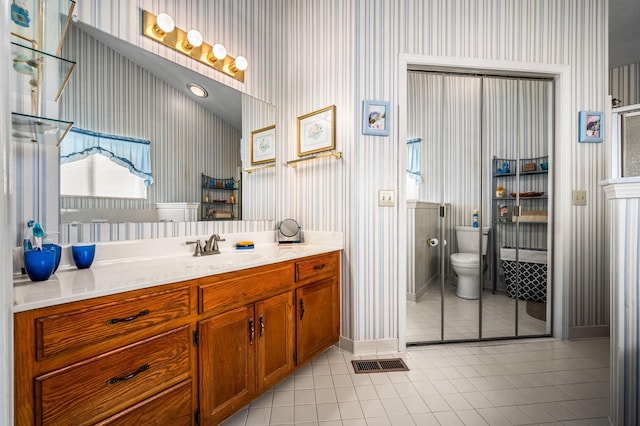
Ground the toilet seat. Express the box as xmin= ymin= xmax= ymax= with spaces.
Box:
xmin=451 ymin=253 xmax=479 ymax=265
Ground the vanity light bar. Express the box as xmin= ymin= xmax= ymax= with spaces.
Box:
xmin=142 ymin=10 xmax=246 ymax=83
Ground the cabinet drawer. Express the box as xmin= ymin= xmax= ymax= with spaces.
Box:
xmin=295 ymin=252 xmax=339 ymax=283
xmin=36 ymin=325 xmax=191 ymax=426
xmin=199 ymin=264 xmax=293 ymax=314
xmin=95 ymin=379 xmax=192 ymax=426
xmin=36 ymin=286 xmax=191 ymax=359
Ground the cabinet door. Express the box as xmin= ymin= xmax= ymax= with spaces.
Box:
xmin=255 ymin=292 xmax=294 ymax=393
xmin=296 ymin=278 xmax=339 ymax=365
xmin=199 ymin=305 xmax=255 ymax=425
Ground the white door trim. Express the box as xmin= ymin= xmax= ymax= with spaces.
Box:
xmin=396 ymin=54 xmax=571 ymax=351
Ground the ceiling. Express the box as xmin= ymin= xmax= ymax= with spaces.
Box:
xmin=609 ymin=0 xmax=640 ymax=68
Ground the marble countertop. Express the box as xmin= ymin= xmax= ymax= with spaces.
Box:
xmin=14 ymin=239 xmax=343 ymax=313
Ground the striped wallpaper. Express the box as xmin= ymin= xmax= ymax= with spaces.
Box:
xmin=22 ymin=0 xmax=609 ymax=347
xmin=59 ymin=219 xmax=275 ymax=245
xmin=347 ymin=0 xmax=607 ymax=343
xmin=610 ymin=62 xmax=640 ymax=107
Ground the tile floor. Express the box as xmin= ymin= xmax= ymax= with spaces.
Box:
xmin=222 ymin=338 xmax=610 ymax=425
xmin=407 ymin=277 xmax=548 ymax=343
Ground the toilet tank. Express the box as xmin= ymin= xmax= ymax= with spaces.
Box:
xmin=455 ymin=226 xmax=490 ymax=254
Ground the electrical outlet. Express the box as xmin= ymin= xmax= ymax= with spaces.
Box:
xmin=378 ymin=190 xmax=395 ymax=207
xmin=572 ymin=190 xmax=587 ymax=206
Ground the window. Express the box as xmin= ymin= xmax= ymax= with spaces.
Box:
xmin=60 ymin=153 xmax=147 ymax=198
xmin=60 ymin=127 xmax=153 ymax=199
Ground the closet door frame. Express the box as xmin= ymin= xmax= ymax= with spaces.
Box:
xmin=397 ymin=55 xmax=570 ymax=351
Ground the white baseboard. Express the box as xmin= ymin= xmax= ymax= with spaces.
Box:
xmin=338 ymin=336 xmax=399 ymax=355
xmin=407 ymin=275 xmax=437 ymax=303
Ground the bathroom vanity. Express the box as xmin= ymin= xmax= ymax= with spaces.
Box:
xmin=13 ymin=244 xmax=341 ymax=425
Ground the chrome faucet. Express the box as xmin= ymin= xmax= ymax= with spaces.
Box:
xmin=204 ymin=234 xmax=225 ymax=254
xmin=187 ymin=234 xmax=225 ymax=256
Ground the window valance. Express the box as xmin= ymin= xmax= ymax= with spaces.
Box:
xmin=60 ymin=127 xmax=154 ymax=185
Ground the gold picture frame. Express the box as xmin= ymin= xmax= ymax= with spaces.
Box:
xmin=250 ymin=125 xmax=276 ymax=165
xmin=297 ymin=105 xmax=335 ymax=156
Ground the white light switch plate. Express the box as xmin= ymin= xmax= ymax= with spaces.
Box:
xmin=572 ymin=190 xmax=587 ymax=206
xmin=378 ymin=190 xmax=395 ymax=207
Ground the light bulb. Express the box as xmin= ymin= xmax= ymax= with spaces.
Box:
xmin=155 ymin=13 xmax=175 ymax=35
xmin=186 ymin=29 xmax=203 ymax=48
xmin=234 ymin=56 xmax=248 ymax=71
xmin=212 ymin=44 xmax=227 ymax=60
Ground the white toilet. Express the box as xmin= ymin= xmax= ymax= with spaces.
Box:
xmin=450 ymin=226 xmax=490 ymax=299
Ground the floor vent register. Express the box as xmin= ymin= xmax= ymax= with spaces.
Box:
xmin=351 ymin=358 xmax=409 ymax=374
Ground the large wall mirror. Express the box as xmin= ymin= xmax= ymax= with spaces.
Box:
xmin=59 ymin=22 xmax=275 ymax=227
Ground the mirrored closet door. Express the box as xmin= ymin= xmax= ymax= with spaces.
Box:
xmin=405 ymin=71 xmax=553 ymax=345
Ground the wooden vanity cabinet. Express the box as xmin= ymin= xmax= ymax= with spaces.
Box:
xmin=15 ymin=251 xmax=340 ymax=426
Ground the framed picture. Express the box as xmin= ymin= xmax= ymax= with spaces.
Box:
xmin=362 ymin=100 xmax=390 ymax=136
xmin=250 ymin=125 xmax=276 ymax=165
xmin=578 ymin=111 xmax=603 ymax=143
xmin=297 ymin=105 xmax=335 ymax=156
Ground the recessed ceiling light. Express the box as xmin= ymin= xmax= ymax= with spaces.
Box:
xmin=187 ymin=82 xmax=208 ymax=98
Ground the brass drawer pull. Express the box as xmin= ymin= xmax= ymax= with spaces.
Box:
xmin=313 ymin=264 xmax=326 ymax=270
xmin=106 ymin=364 xmax=149 ymax=385
xmin=259 ymin=315 xmax=264 ymax=339
xmin=106 ymin=309 xmax=150 ymax=325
